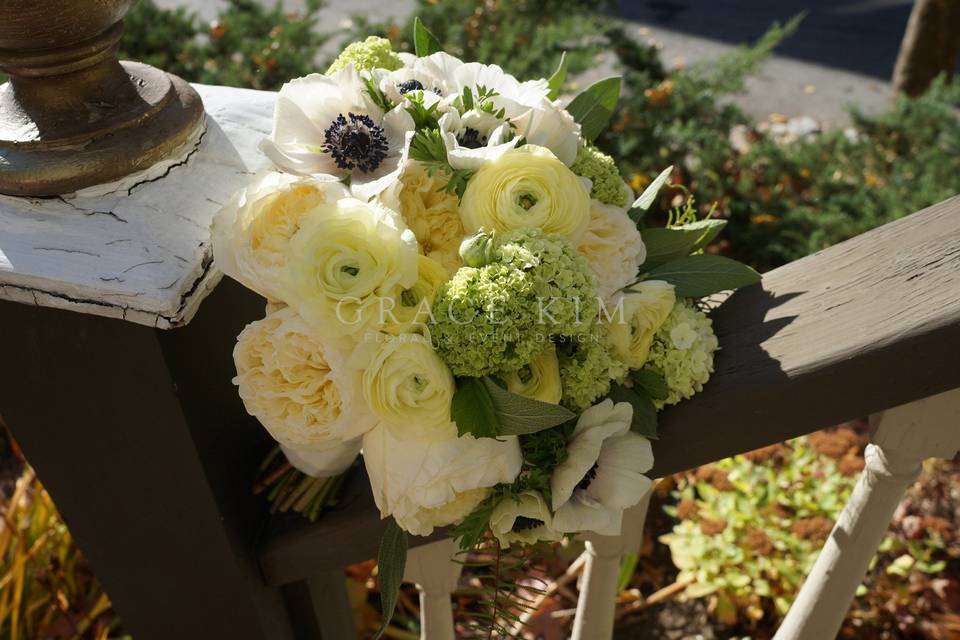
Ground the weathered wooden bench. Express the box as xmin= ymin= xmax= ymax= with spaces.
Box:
xmin=1 ymin=41 xmax=959 ymax=640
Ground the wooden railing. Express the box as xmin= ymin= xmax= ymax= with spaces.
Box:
xmin=259 ymin=194 xmax=960 ymax=638
xmin=0 ymin=74 xmax=958 ymax=640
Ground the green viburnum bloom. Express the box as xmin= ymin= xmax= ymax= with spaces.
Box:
xmin=570 ymin=144 xmax=628 ymax=208
xmin=326 ymin=36 xmax=403 ymax=74
xmin=431 ymin=230 xmax=597 ymax=377
xmin=556 ymin=323 xmax=628 ymax=411
xmin=644 ymin=300 xmax=719 ymax=408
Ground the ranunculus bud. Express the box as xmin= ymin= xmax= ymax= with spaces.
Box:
xmin=458 ymin=229 xmax=497 ymax=267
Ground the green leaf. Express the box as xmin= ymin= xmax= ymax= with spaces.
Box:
xmin=631 ymin=165 xmax=673 ymax=212
xmin=565 ymin=76 xmax=621 ymax=142
xmin=686 ymin=219 xmax=727 ymax=253
xmin=607 ymin=383 xmax=658 ymax=438
xmin=631 ymin=369 xmax=670 ymax=401
xmin=482 ymin=377 xmax=575 ymax=436
xmin=373 ymin=519 xmax=408 ymax=640
xmin=645 ymin=254 xmax=761 ymax=298
xmin=451 ymin=377 xmax=499 ymax=438
xmin=547 ymin=52 xmax=569 ymax=100
xmin=639 ymin=219 xmax=728 ymax=271
xmin=618 ymin=552 xmax=639 ymax=592
xmin=413 ymin=17 xmax=443 ymax=57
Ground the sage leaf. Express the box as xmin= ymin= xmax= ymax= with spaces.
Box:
xmin=607 ymin=383 xmax=658 ymax=438
xmin=686 ymin=218 xmax=727 ymax=252
xmin=639 ymin=218 xmax=728 ymax=271
xmin=413 ymin=17 xmax=443 ymax=56
xmin=373 ymin=519 xmax=408 ymax=640
xmin=451 ymin=377 xmax=499 ymax=438
xmin=632 ymin=165 xmax=673 ymax=212
xmin=631 ymin=369 xmax=670 ymax=401
xmin=547 ymin=52 xmax=569 ymax=100
xmin=566 ymin=76 xmax=621 ymax=141
xmin=482 ymin=377 xmax=575 ymax=436
xmin=645 ymin=254 xmax=761 ymax=298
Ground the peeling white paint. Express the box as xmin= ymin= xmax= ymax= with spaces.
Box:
xmin=0 ymin=84 xmax=275 ymax=329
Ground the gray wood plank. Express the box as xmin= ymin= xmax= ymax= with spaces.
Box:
xmin=257 ymin=194 xmax=960 ymax=584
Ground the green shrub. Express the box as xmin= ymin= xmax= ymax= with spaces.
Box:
xmin=120 ymin=0 xmax=328 ymax=90
xmin=338 ymin=0 xmax=617 ymax=81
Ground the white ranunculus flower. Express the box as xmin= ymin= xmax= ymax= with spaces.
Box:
xmin=605 ymin=280 xmax=676 ymax=368
xmin=501 ymin=347 xmax=563 ymax=404
xmin=511 ymin=98 xmax=582 ymax=166
xmin=211 ymin=172 xmax=349 ymax=303
xmin=233 ymin=306 xmax=376 ymax=457
xmin=284 ymin=196 xmax=418 ymax=340
xmin=459 ymin=145 xmax=592 ymax=242
xmin=578 ymin=199 xmax=647 ymax=300
xmin=363 ymin=422 xmax=523 ymax=536
xmin=490 ymin=491 xmax=564 ymax=547
xmin=260 ymin=66 xmax=415 ymax=200
xmin=362 ymin=334 xmax=455 ymax=438
xmin=551 ymin=399 xmax=654 ymax=536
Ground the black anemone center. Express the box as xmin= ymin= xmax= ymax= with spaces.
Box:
xmin=322 ymin=112 xmax=389 ymax=173
xmin=397 ymin=79 xmax=425 ymax=94
xmin=457 ymin=127 xmax=487 ymax=149
xmin=576 ymin=462 xmax=600 ymax=492
xmin=512 ymin=516 xmax=545 ymax=531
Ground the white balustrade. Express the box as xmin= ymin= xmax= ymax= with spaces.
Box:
xmin=571 ymin=487 xmax=654 ymax=640
xmin=403 ymin=537 xmax=463 ymax=640
xmin=775 ymin=387 xmax=960 ymax=640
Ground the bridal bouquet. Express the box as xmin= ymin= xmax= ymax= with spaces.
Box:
xmin=213 ymin=19 xmax=759 ymax=634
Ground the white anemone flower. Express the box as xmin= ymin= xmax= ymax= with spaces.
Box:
xmin=511 ymin=98 xmax=582 ymax=166
xmin=490 ymin=491 xmax=564 ymax=547
xmin=551 ymin=399 xmax=654 ymax=536
xmin=260 ymin=65 xmax=415 ymax=200
xmin=437 ymin=109 xmax=519 ymax=170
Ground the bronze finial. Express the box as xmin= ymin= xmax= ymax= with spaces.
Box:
xmin=0 ymin=0 xmax=205 ymax=196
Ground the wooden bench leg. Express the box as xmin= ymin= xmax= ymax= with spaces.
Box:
xmin=775 ymin=387 xmax=960 ymax=640
xmin=571 ymin=486 xmax=653 ymax=640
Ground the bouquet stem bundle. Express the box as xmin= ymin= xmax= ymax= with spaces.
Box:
xmin=253 ymin=447 xmax=351 ymax=521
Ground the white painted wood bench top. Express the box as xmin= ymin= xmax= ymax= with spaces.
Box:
xmin=0 ymin=84 xmax=275 ymax=329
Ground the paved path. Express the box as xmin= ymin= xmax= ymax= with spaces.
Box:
xmin=153 ymin=0 xmax=916 ymax=126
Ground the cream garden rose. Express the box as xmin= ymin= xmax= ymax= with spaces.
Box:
xmin=605 ymin=280 xmax=676 ymax=368
xmin=232 ymin=306 xmax=375 ymax=459
xmin=362 ymin=334 xmax=455 ymax=437
xmin=212 ymin=172 xmax=349 ymax=302
xmin=501 ymin=347 xmax=563 ymax=404
xmin=394 ymin=163 xmax=465 ymax=272
xmin=285 ymin=197 xmax=418 ymax=340
xmin=363 ymin=422 xmax=522 ymax=536
xmin=578 ymin=198 xmax=647 ymax=300
xmin=459 ymin=145 xmax=591 ymax=242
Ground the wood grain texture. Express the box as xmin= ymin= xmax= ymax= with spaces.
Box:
xmin=258 ymin=194 xmax=960 ymax=584
xmin=0 ymin=84 xmax=275 ymax=328
xmin=0 ymin=280 xmax=292 ymax=640
xmin=650 ymin=193 xmax=960 ymax=476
